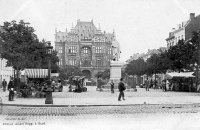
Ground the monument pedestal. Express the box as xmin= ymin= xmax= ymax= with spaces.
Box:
xmin=109 ymin=61 xmax=123 ymax=88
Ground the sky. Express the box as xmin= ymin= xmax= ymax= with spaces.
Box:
xmin=0 ymin=0 xmax=200 ymax=62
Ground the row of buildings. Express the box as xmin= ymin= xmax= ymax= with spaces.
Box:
xmin=126 ymin=13 xmax=200 ymax=65
xmin=55 ymin=20 xmax=121 ymax=78
xmin=125 ymin=47 xmax=166 ymax=65
xmin=166 ymin=13 xmax=200 ymax=48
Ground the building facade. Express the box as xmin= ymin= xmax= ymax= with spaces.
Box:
xmin=55 ymin=20 xmax=120 ymax=78
xmin=166 ymin=13 xmax=200 ymax=48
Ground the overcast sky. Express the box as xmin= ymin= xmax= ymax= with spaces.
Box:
xmin=1 ymin=0 xmax=200 ymax=62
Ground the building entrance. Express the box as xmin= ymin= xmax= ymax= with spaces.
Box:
xmin=82 ymin=70 xmax=91 ymax=78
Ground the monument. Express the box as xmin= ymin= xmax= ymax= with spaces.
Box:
xmin=110 ymin=60 xmax=123 ymax=86
xmin=109 ymin=38 xmax=123 ymax=86
xmin=100 ymin=38 xmax=124 ymax=90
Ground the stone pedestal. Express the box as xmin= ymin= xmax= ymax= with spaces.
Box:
xmin=110 ymin=61 xmax=123 ymax=86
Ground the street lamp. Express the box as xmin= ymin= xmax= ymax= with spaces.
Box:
xmin=45 ymin=41 xmax=53 ymax=104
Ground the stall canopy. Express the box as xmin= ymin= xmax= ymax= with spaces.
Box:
xmin=166 ymin=72 xmax=195 ymax=79
xmin=24 ymin=69 xmax=48 ymax=78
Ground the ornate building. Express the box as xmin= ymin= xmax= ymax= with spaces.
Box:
xmin=55 ymin=20 xmax=120 ymax=78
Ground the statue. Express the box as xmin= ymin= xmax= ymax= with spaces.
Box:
xmin=111 ymin=39 xmax=120 ymax=61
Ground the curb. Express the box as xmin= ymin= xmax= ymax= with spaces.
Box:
xmin=1 ymin=103 xmax=200 ymax=107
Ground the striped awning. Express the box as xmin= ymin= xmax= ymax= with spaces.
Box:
xmin=24 ymin=69 xmax=48 ymax=78
xmin=166 ymin=72 xmax=195 ymax=79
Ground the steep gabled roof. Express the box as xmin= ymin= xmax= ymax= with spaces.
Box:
xmin=73 ymin=20 xmax=98 ymax=39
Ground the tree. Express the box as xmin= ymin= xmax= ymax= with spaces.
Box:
xmin=190 ymin=30 xmax=200 ymax=68
xmin=167 ymin=39 xmax=195 ymax=72
xmin=59 ymin=65 xmax=83 ymax=80
xmin=0 ymin=20 xmax=59 ymax=71
xmin=95 ymin=69 xmax=110 ymax=79
xmin=0 ymin=20 xmax=38 ymax=70
xmin=146 ymin=50 xmax=171 ymax=75
xmin=125 ymin=58 xmax=147 ymax=76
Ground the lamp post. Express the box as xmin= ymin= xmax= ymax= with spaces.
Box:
xmin=45 ymin=42 xmax=53 ymax=104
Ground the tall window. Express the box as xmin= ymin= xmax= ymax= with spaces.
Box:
xmin=108 ymin=47 xmax=112 ymax=54
xmin=95 ymin=47 xmax=102 ymax=53
xmin=83 ymin=47 xmax=88 ymax=53
xmin=59 ymin=58 xmax=62 ymax=66
xmin=69 ymin=46 xmax=77 ymax=53
xmin=69 ymin=59 xmax=76 ymax=65
xmin=58 ymin=47 xmax=62 ymax=53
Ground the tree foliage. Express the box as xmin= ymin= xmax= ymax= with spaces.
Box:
xmin=125 ymin=58 xmax=147 ymax=76
xmin=95 ymin=69 xmax=110 ymax=79
xmin=190 ymin=30 xmax=200 ymax=68
xmin=59 ymin=65 xmax=83 ymax=80
xmin=146 ymin=50 xmax=171 ymax=75
xmin=166 ymin=39 xmax=195 ymax=72
xmin=0 ymin=20 xmax=59 ymax=71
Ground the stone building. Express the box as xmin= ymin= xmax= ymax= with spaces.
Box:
xmin=166 ymin=13 xmax=200 ymax=48
xmin=55 ymin=20 xmax=120 ymax=78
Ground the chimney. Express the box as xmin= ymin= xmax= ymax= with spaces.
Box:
xmin=190 ymin=13 xmax=195 ymax=19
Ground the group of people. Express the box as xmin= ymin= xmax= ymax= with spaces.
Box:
xmin=110 ymin=78 xmax=126 ymax=101
xmin=1 ymin=78 xmax=61 ymax=100
xmin=68 ymin=76 xmax=87 ymax=93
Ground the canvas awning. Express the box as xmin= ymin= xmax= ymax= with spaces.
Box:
xmin=166 ymin=72 xmax=195 ymax=79
xmin=24 ymin=69 xmax=48 ymax=78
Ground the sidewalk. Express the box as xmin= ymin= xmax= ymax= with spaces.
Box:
xmin=1 ymin=86 xmax=200 ymax=106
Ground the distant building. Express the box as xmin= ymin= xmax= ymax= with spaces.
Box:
xmin=125 ymin=47 xmax=166 ymax=64
xmin=55 ymin=20 xmax=120 ymax=78
xmin=166 ymin=13 xmax=200 ymax=48
xmin=0 ymin=27 xmax=14 ymax=83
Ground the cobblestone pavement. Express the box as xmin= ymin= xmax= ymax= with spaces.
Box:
xmin=0 ymin=105 xmax=200 ymax=130
xmin=1 ymin=104 xmax=200 ymax=116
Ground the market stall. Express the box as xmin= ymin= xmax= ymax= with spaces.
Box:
xmin=165 ymin=72 xmax=196 ymax=92
xmin=20 ymin=69 xmax=49 ymax=98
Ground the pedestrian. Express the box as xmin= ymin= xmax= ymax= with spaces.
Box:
xmin=110 ymin=80 xmax=114 ymax=93
xmin=166 ymin=80 xmax=170 ymax=91
xmin=8 ymin=78 xmax=15 ymax=101
xmin=145 ymin=78 xmax=150 ymax=91
xmin=2 ymin=79 xmax=7 ymax=92
xmin=162 ymin=79 xmax=166 ymax=91
xmin=118 ymin=78 xmax=126 ymax=101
